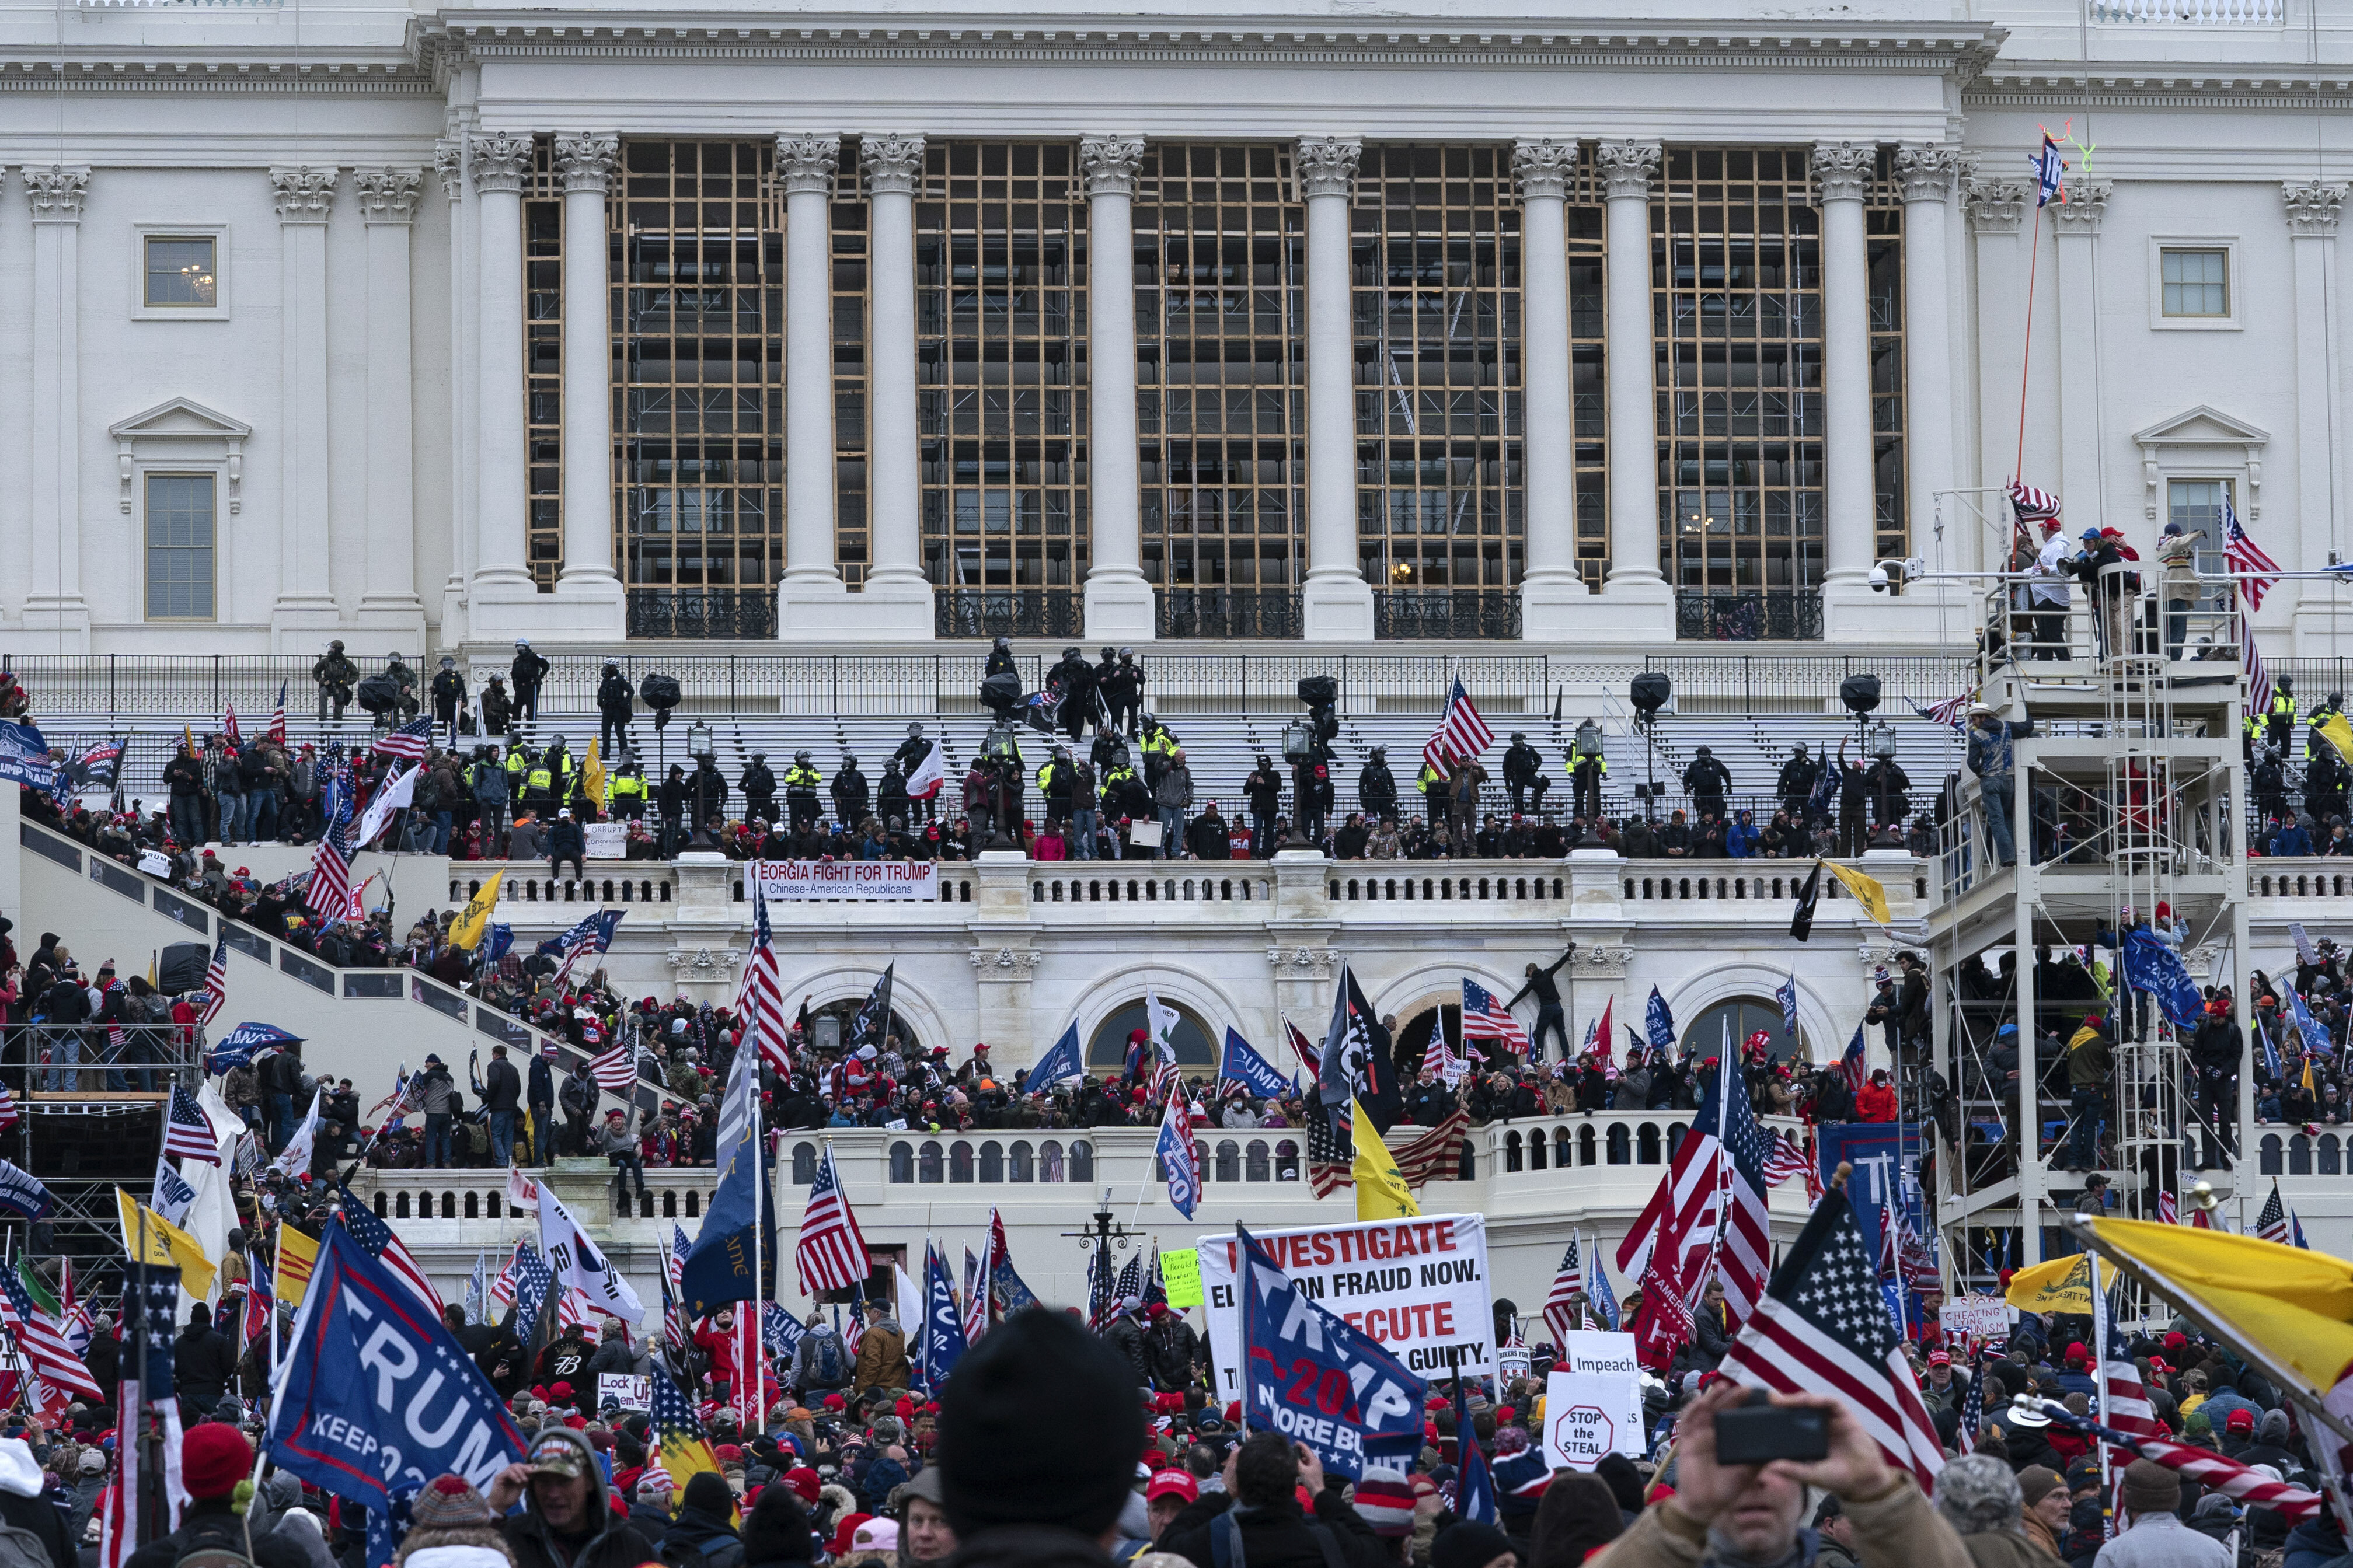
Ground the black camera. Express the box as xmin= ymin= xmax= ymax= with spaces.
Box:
xmin=1713 ymin=1391 xmax=1829 ymax=1465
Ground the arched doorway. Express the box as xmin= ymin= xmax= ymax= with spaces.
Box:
xmin=1678 ymin=997 xmax=1799 ymax=1064
xmin=1087 ymin=1000 xmax=1218 ymax=1071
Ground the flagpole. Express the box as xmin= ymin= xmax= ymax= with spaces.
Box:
xmin=749 ymin=1061 xmax=765 ymax=1437
xmin=2015 ymin=190 xmax=2046 ymax=483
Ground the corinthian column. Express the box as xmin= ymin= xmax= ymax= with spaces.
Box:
xmin=1081 ymin=135 xmax=1155 ymax=640
xmin=270 ymin=166 xmax=341 ymax=645
xmin=1812 ymin=141 xmax=1876 ymax=631
xmin=468 ymin=132 xmax=545 ymax=637
xmin=25 ymin=167 xmax=91 ymax=644
xmin=855 ymin=134 xmax=937 ymax=638
xmin=354 ymin=169 xmax=427 ymax=642
xmin=777 ymin=134 xmax=846 ymax=633
xmin=1592 ymin=140 xmax=1672 ymax=640
xmin=1299 ymin=135 xmax=1373 ymax=640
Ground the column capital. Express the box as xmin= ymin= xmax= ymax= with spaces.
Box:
xmin=860 ymin=134 xmax=927 ymax=196
xmin=1893 ymin=143 xmax=1965 ymax=204
xmin=1512 ymin=138 xmax=1580 ymax=203
xmin=553 ymin=133 xmax=619 ymax=194
xmin=354 ymin=168 xmax=423 ymax=226
xmin=2051 ymin=179 xmax=2111 ymax=235
xmin=432 ymin=139 xmax=465 ymax=202
xmin=270 ymin=166 xmax=341 ymax=225
xmin=1080 ymin=135 xmax=1145 ymax=198
xmin=1296 ymin=137 xmax=1362 ymax=199
xmin=778 ymin=134 xmax=840 ymax=195
xmin=1963 ymin=177 xmax=2027 ymax=234
xmin=2284 ymin=179 xmax=2348 ymax=238
xmin=1592 ymin=139 xmax=1660 ymax=201
xmin=469 ymin=132 xmax=535 ymax=195
xmin=1810 ymin=141 xmax=1875 ymax=204
xmin=23 ymin=165 xmax=88 ymax=223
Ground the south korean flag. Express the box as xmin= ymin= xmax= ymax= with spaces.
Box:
xmin=536 ymin=1182 xmax=646 ymax=1323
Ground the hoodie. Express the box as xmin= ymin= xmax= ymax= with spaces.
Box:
xmin=497 ymin=1427 xmax=659 ymax=1568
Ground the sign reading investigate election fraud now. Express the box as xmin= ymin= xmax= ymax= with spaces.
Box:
xmin=1198 ymin=1214 xmax=1493 ymax=1400
xmin=752 ymin=859 xmax=939 ymax=902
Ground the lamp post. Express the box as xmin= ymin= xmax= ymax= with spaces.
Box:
xmin=687 ymin=720 xmax=715 ymax=848
xmin=1280 ymin=718 xmax=1313 ymax=846
xmin=1061 ymin=1186 xmax=1139 ymax=1323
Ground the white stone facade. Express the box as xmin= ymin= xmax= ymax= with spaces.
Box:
xmin=0 ymin=0 xmax=2346 ymax=654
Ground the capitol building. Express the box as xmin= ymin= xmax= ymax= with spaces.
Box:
xmin=0 ymin=0 xmax=2341 ymax=655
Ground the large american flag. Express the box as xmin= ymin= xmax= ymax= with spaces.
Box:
xmin=336 ymin=1185 xmax=444 ymax=1311
xmin=0 ymin=1268 xmax=102 ymax=1403
xmin=2041 ymin=1402 xmax=2320 ymax=1521
xmin=2246 ymin=633 xmax=2274 ymax=720
xmin=1542 ymin=1238 xmax=1582 ymax=1350
xmin=2225 ymin=502 xmax=2280 ymax=611
xmin=587 ymin=1039 xmax=641 ymax=1098
xmin=1838 ymin=1023 xmax=1868 ymax=1094
xmin=306 ymin=755 xmax=357 ymax=920
xmin=2155 ymin=1189 xmax=2178 ymax=1225
xmin=1615 ymin=1038 xmax=1772 ymax=1324
xmin=2256 ymin=1181 xmax=2295 ymax=1245
xmin=1762 ymin=1130 xmax=1818 ymax=1203
xmin=198 ymin=933 xmax=229 ymax=1027
xmin=1306 ymin=1104 xmax=1470 ymax=1199
xmin=1721 ymin=1185 xmax=1944 ymax=1492
xmin=796 ymin=1144 xmax=871 ymax=1295
xmin=1462 ymin=977 xmax=1528 ymax=1054
xmin=739 ymin=888 xmax=792 ymax=1075
xmin=1421 ymin=678 xmax=1494 ymax=780
xmin=374 ymin=717 xmax=434 ymax=762
xmin=163 ymin=1085 xmax=223 ymax=1165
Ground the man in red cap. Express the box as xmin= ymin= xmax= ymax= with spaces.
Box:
xmin=1920 ymin=1348 xmax=1967 ymax=1415
xmin=123 ymin=1423 xmax=252 ymax=1568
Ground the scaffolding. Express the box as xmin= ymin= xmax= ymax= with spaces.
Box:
xmin=1929 ymin=562 xmax=2249 ymax=1315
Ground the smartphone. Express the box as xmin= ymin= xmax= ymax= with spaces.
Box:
xmin=1714 ymin=1391 xmax=1829 ymax=1465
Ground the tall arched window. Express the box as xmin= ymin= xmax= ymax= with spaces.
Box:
xmin=890 ymin=1142 xmax=916 ymax=1183
xmin=1215 ymin=1141 xmax=1242 ymax=1182
xmin=950 ymin=1143 xmax=976 ymax=1183
xmin=1041 ymin=1141 xmax=1066 ymax=1182
xmin=1680 ymin=997 xmax=1801 ymax=1063
xmin=1086 ymin=1002 xmax=1219 ymax=1071
xmin=1010 ymin=1141 xmax=1035 ymax=1182
xmin=1071 ymin=1140 xmax=1094 ymax=1183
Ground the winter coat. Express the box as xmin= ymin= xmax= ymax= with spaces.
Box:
xmin=598 ymin=672 xmax=635 ymax=718
xmin=851 ymin=1318 xmax=912 ymax=1392
xmin=497 ymin=1429 xmax=658 ymax=1568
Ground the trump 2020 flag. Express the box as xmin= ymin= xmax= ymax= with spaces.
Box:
xmin=1235 ymin=1223 xmax=1424 ymax=1479
xmin=1156 ymin=1095 xmax=1201 ymax=1221
xmin=266 ymin=1223 xmax=527 ymax=1511
xmin=921 ymin=1244 xmax=967 ymax=1387
xmin=1644 ymin=987 xmax=1675 ymax=1056
xmin=1029 ymin=1023 xmax=1084 ymax=1089
xmin=2120 ymin=928 xmax=2205 ymax=1031
xmin=0 ymin=722 xmax=53 ymax=790
xmin=1220 ymin=1027 xmax=1292 ymax=1101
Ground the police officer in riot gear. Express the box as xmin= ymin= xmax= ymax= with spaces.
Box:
xmin=783 ymin=750 xmax=824 ymax=833
xmin=741 ymin=752 xmax=778 ymax=826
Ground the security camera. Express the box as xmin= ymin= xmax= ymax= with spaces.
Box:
xmin=1868 ymin=565 xmax=1891 ymax=593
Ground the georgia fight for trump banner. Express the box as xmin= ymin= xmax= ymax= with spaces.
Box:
xmin=266 ymin=1221 xmax=527 ymax=1510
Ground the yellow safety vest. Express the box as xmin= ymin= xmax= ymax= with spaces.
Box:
xmin=526 ymin=767 xmax=553 ymax=793
xmin=611 ymin=774 xmax=645 ymax=800
xmin=786 ymin=766 xmax=821 ymax=790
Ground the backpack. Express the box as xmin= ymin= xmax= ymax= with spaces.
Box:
xmin=808 ymin=1330 xmax=845 ymax=1387
xmin=0 ymin=1520 xmax=48 ymax=1568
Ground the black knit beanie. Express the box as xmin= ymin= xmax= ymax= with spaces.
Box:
xmin=681 ymin=1472 xmax=735 ymax=1520
xmin=939 ymin=1305 xmax=1144 ymax=1538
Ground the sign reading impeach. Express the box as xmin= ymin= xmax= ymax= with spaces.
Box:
xmin=752 ymin=859 xmax=940 ymax=903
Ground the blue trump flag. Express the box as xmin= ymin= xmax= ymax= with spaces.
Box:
xmin=0 ymin=721 xmax=52 ymax=790
xmin=267 ymin=1223 xmax=527 ymax=1512
xmin=1235 ymin=1223 xmax=1424 ymax=1480
xmin=207 ymin=1022 xmax=303 ymax=1076
xmin=1644 ymin=987 xmax=1676 ymax=1055
xmin=2121 ymin=928 xmax=2205 ymax=1031
xmin=2285 ymin=981 xmax=2333 ymax=1061
xmin=1219 ymin=1026 xmax=1292 ymax=1101
xmin=0 ymin=1160 xmax=53 ymax=1222
xmin=921 ymin=1244 xmax=968 ymax=1387
xmin=1452 ymin=1374 xmax=1498 ymax=1525
xmin=1030 ymin=1022 xmax=1085 ymax=1089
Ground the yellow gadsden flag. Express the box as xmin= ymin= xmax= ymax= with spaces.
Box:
xmin=1351 ymin=1098 xmax=1421 ymax=1221
xmin=116 ymin=1188 xmax=218 ymax=1301
xmin=2075 ymin=1217 xmax=2353 ymax=1414
xmin=2316 ymin=712 xmax=2353 ymax=767
xmin=273 ymin=1223 xmax=320 ymax=1307
xmin=449 ymin=869 xmax=504 ymax=950
xmin=583 ymin=741 xmax=608 ymax=811
xmin=1822 ymin=862 xmax=1892 ymax=926
xmin=2004 ymin=1251 xmax=2096 ymax=1316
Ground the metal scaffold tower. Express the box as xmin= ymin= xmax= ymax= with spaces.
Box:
xmin=1929 ymin=563 xmax=2250 ymax=1309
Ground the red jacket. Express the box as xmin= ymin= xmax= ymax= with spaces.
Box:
xmin=693 ymin=1320 xmax=739 ymax=1384
xmin=1856 ymin=1082 xmax=1899 ymax=1122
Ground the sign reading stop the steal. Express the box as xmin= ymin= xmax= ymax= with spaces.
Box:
xmin=1544 ymin=1367 xmax=1644 ymax=1470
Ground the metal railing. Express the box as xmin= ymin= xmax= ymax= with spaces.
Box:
xmin=1676 ymin=590 xmax=1825 ymax=643
xmin=22 ymin=1022 xmax=196 ymax=1094
xmin=1372 ymin=589 xmax=1523 ymax=641
xmin=932 ymin=588 xmax=1084 ymax=640
xmin=626 ymin=589 xmax=777 ymax=641
xmin=1155 ymin=587 xmax=1302 ymax=641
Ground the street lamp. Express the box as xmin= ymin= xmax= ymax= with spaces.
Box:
xmin=1061 ymin=1186 xmax=1141 ymax=1319
xmin=981 ymin=724 xmax=1023 ymax=850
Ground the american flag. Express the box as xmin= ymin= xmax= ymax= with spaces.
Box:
xmin=796 ymin=1144 xmax=871 ymax=1295
xmin=1421 ymin=678 xmax=1494 ymax=780
xmin=587 ymin=1039 xmax=640 ymax=1098
xmin=266 ymin=681 xmax=288 ymax=748
xmin=1616 ymin=1037 xmax=1772 ymax=1324
xmin=1542 ymin=1238 xmax=1582 ymax=1350
xmin=962 ymin=1246 xmax=988 ymax=1344
xmin=738 ymin=888 xmax=792 ymax=1075
xmin=0 ymin=1084 xmax=18 ymax=1137
xmin=162 ymin=1084 xmax=222 ymax=1165
xmin=374 ymin=716 xmax=434 ymax=762
xmin=2256 ymin=1181 xmax=2294 ymax=1245
xmin=1957 ymin=1350 xmax=1986 ymax=1450
xmin=1839 ymin=1022 xmax=1867 ymax=1094
xmin=1721 ymin=1185 xmax=1944 ymax=1492
xmin=0 ymin=1267 xmax=102 ymax=1403
xmin=664 ymin=1224 xmax=691 ymax=1354
xmin=2009 ymin=478 xmax=2062 ymax=524
xmin=1461 ymin=977 xmax=1528 ymax=1054
xmin=2040 ymin=1403 xmax=2320 ymax=1521
xmin=335 ymin=1184 xmax=444 ymax=1311
xmin=2156 ymin=1189 xmax=2178 ymax=1225
xmin=2246 ymin=632 xmax=2273 ymax=718
xmin=543 ymin=909 xmax=624 ymax=984
xmin=1762 ymin=1130 xmax=1817 ymax=1201
xmin=223 ymin=703 xmax=240 ymax=745
xmin=306 ymin=755 xmax=357 ymax=920
xmin=2225 ymin=502 xmax=2280 ymax=611
xmin=2103 ymin=1359 xmax=2166 ymax=1443
xmin=1306 ymin=1103 xmax=1470 ymax=1199
xmin=198 ymin=932 xmax=229 ymax=1027
xmin=1909 ymin=694 xmax=1971 ymax=730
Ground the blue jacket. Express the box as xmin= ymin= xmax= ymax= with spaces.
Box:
xmin=1725 ymin=815 xmax=1759 ymax=857
xmin=2271 ymin=823 xmax=2314 ymax=856
xmin=1967 ymin=718 xmax=2034 ymax=780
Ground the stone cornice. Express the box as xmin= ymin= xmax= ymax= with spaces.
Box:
xmin=1967 ymin=64 xmax=2353 ymax=109
xmin=0 ymin=58 xmax=432 ymax=95
xmin=409 ymin=15 xmax=2006 ymax=80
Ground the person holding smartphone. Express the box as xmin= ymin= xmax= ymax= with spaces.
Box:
xmin=1595 ymin=1381 xmax=1968 ymax=1568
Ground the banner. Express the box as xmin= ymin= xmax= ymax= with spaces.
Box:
xmin=267 ymin=1224 xmax=527 ymax=1510
xmin=752 ymin=859 xmax=939 ymax=903
xmin=1198 ymin=1213 xmax=1492 ymax=1399
xmin=0 ymin=722 xmax=52 ymax=790
xmin=1543 ymin=1366 xmax=1644 ymax=1470
xmin=1940 ymin=1296 xmax=2012 ymax=1339
xmin=597 ymin=1374 xmax=651 ymax=1412
xmin=1159 ymin=1249 xmax=1203 ymax=1309
xmin=583 ymin=823 xmax=628 ymax=859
